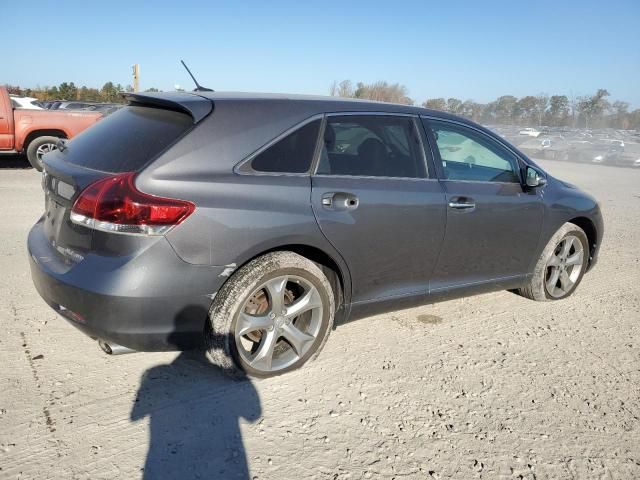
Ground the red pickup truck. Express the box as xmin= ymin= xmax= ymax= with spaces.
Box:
xmin=0 ymin=86 xmax=102 ymax=170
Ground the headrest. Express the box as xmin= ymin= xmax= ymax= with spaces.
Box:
xmin=358 ymin=137 xmax=386 ymax=158
xmin=324 ymin=124 xmax=336 ymax=150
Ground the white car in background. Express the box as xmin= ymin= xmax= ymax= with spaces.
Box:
xmin=9 ymin=95 xmax=43 ymax=109
xmin=519 ymin=127 xmax=541 ymax=137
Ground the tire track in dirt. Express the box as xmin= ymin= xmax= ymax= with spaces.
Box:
xmin=19 ymin=330 xmax=57 ymax=435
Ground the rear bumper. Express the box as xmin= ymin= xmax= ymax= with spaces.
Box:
xmin=28 ymin=219 xmax=228 ymax=351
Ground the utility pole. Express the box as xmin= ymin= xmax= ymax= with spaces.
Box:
xmin=132 ymin=64 xmax=140 ymax=93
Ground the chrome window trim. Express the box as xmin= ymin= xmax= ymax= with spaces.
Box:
xmin=325 ymin=111 xmax=418 ymax=118
xmin=312 ymin=173 xmax=439 ymax=182
xmin=312 ymin=112 xmax=430 ymax=179
xmin=421 ymin=115 xmax=526 ymax=184
xmin=234 ymin=114 xmax=324 ymax=177
xmin=438 ymin=178 xmax=526 ymax=186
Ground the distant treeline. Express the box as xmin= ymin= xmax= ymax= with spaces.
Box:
xmin=4 ymin=82 xmax=161 ymax=104
xmin=331 ymin=80 xmax=639 ymax=130
xmin=6 ymin=80 xmax=638 ymax=130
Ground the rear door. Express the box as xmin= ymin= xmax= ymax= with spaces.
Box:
xmin=311 ymin=114 xmax=446 ymax=305
xmin=422 ymin=117 xmax=544 ymax=291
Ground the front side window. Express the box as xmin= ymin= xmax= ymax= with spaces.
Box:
xmin=250 ymin=119 xmax=321 ymax=173
xmin=316 ymin=115 xmax=426 ymax=178
xmin=427 ymin=119 xmax=520 ymax=183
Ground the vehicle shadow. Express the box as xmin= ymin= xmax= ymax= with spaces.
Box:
xmin=131 ymin=329 xmax=261 ymax=479
xmin=0 ymin=154 xmax=31 ymax=169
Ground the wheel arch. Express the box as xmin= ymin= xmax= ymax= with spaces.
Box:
xmin=23 ymin=129 xmax=68 ymax=151
xmin=228 ymin=243 xmax=351 ymax=323
xmin=568 ymin=216 xmax=597 ymax=267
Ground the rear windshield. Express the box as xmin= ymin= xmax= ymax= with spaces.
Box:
xmin=62 ymin=106 xmax=193 ymax=173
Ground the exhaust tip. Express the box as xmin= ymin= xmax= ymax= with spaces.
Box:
xmin=98 ymin=340 xmax=135 ymax=355
xmin=98 ymin=340 xmax=113 ymax=354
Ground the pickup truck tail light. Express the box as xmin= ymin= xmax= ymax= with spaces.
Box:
xmin=70 ymin=172 xmax=195 ymax=235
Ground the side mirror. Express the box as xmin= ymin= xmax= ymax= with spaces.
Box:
xmin=525 ymin=166 xmax=547 ymax=188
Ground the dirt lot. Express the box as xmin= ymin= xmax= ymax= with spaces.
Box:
xmin=1 ymin=156 xmax=639 ymax=479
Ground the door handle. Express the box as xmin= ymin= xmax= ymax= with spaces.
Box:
xmin=321 ymin=192 xmax=359 ymax=211
xmin=448 ymin=197 xmax=476 ymax=210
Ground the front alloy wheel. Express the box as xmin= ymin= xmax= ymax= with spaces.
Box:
xmin=544 ymin=235 xmax=585 ymax=298
xmin=518 ymin=222 xmax=590 ymax=301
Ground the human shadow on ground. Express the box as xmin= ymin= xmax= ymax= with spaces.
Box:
xmin=131 ymin=334 xmax=261 ymax=479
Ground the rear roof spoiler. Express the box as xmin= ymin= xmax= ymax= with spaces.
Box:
xmin=122 ymin=91 xmax=213 ymax=123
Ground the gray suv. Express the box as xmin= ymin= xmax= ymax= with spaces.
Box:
xmin=28 ymin=91 xmax=603 ymax=377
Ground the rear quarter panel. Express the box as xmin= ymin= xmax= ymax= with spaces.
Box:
xmin=157 ymin=172 xmax=353 ymax=302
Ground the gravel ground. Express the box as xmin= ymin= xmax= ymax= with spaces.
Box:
xmin=1 ymin=156 xmax=639 ymax=479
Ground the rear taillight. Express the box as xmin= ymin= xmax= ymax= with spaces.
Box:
xmin=70 ymin=172 xmax=195 ymax=235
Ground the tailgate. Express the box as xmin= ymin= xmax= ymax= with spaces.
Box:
xmin=40 ymin=93 xmax=213 ymax=261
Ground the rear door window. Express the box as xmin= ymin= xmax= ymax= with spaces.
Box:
xmin=249 ymin=119 xmax=321 ymax=174
xmin=62 ymin=106 xmax=193 ymax=173
xmin=316 ymin=115 xmax=426 ymax=178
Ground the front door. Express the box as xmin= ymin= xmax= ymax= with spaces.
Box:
xmin=311 ymin=114 xmax=446 ymax=305
xmin=422 ymin=118 xmax=544 ymax=291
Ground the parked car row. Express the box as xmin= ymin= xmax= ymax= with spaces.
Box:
xmin=42 ymin=100 xmax=123 ymax=115
xmin=9 ymin=94 xmax=45 ymax=109
xmin=492 ymin=125 xmax=640 ymax=168
xmin=8 ymin=95 xmax=124 ymax=115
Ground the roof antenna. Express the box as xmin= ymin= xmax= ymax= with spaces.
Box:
xmin=180 ymin=60 xmax=214 ymax=92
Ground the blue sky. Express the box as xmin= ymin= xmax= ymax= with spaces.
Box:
xmin=4 ymin=0 xmax=640 ymax=106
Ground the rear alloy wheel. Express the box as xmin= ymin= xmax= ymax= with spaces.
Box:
xmin=26 ymin=136 xmax=60 ymax=171
xmin=206 ymin=252 xmax=334 ymax=378
xmin=518 ymin=222 xmax=589 ymax=301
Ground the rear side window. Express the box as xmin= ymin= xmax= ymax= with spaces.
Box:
xmin=62 ymin=106 xmax=192 ymax=173
xmin=250 ymin=119 xmax=321 ymax=173
xmin=316 ymin=115 xmax=426 ymax=178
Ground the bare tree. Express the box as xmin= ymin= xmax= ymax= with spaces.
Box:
xmin=612 ymin=101 xmax=629 ymax=129
xmin=329 ymin=80 xmax=354 ymax=98
xmin=422 ymin=98 xmax=447 ymax=111
xmin=578 ymin=88 xmax=610 ymax=128
xmin=352 ymin=81 xmax=413 ymax=104
xmin=461 ymin=100 xmax=484 ymax=122
xmin=494 ymin=95 xmax=518 ymax=123
xmin=329 ymin=81 xmax=338 ymax=97
xmin=446 ymin=98 xmax=463 ymax=115
xmin=535 ymin=94 xmax=549 ymax=126
xmin=548 ymin=95 xmax=569 ymax=126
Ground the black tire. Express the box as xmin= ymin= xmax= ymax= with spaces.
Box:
xmin=26 ymin=136 xmax=60 ymax=171
xmin=206 ymin=251 xmax=335 ymax=378
xmin=518 ymin=222 xmax=589 ymax=301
